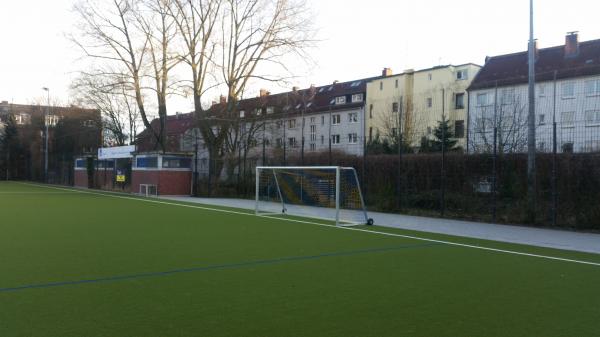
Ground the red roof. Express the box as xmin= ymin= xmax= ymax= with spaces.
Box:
xmin=469 ymin=38 xmax=600 ymax=90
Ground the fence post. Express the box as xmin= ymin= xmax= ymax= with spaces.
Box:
xmin=397 ymin=97 xmax=403 ymax=211
xmin=552 ymin=70 xmax=558 ymax=226
xmin=492 ymin=82 xmax=498 ymax=222
xmin=440 ymin=89 xmax=446 ymax=217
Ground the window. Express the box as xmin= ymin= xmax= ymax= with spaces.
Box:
xmin=585 ymin=110 xmax=600 ymax=126
xmin=428 ymin=74 xmax=432 ymax=81
xmin=266 ymin=107 xmax=275 ymax=114
xmin=538 ymin=114 xmax=546 ymax=125
xmin=310 ymin=125 xmax=317 ymax=141
xmin=585 ymin=140 xmax=600 ymax=152
xmin=455 ymin=93 xmax=465 ymax=109
xmin=332 ymin=114 xmax=341 ymax=125
xmin=352 ymin=94 xmax=363 ymax=103
xmin=310 ymin=117 xmax=316 ymax=124
xmin=136 ymin=157 xmax=158 ymax=168
xmin=45 ymin=115 xmax=60 ymax=127
xmin=288 ymin=119 xmax=296 ymax=129
xmin=561 ymin=111 xmax=575 ymax=127
xmin=331 ymin=134 xmax=341 ymax=145
xmin=321 ymin=135 xmax=325 ymax=145
xmin=562 ymin=142 xmax=574 ymax=153
xmin=288 ymin=137 xmax=297 ymax=148
xmin=239 ymin=110 xmax=245 ymax=118
xmin=456 ymin=69 xmax=468 ymax=80
xmin=392 ymin=128 xmax=398 ymax=137
xmin=585 ymin=79 xmax=600 ymax=96
xmin=75 ymin=159 xmax=86 ymax=168
xmin=162 ymin=157 xmax=192 ymax=169
xmin=539 ymin=84 xmax=547 ymax=97
xmin=427 ymin=98 xmax=433 ymax=108
xmin=276 ymin=138 xmax=283 ymax=147
xmin=380 ymin=82 xmax=383 ymax=91
xmin=477 ymin=93 xmax=489 ymax=106
xmin=395 ymin=79 xmax=399 ymax=88
xmin=501 ymin=89 xmax=515 ymax=105
xmin=392 ymin=102 xmax=399 ymax=113
xmin=83 ymin=120 xmax=95 ymax=128
xmin=427 ymin=127 xmax=432 ymax=135
xmin=15 ymin=113 xmax=30 ymax=125
xmin=255 ymin=108 xmax=262 ymax=116
xmin=335 ymin=96 xmax=347 ymax=105
xmin=538 ymin=142 xmax=546 ymax=152
xmin=348 ymin=133 xmax=358 ymax=144
xmin=455 ymin=120 xmax=465 ymax=138
xmin=562 ymin=82 xmax=575 ymax=98
xmin=348 ymin=112 xmax=358 ymax=123
xmin=369 ymin=127 xmax=373 ymax=142
xmin=350 ymin=81 xmax=361 ymax=87
xmin=369 ymin=104 xmax=373 ymax=119
xmin=276 ymin=121 xmax=283 ymax=129
xmin=310 ymin=143 xmax=316 ymax=151
xmin=321 ymin=116 xmax=325 ymax=125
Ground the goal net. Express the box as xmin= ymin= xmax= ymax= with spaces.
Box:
xmin=255 ymin=166 xmax=372 ymax=226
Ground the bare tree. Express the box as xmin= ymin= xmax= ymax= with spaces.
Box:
xmin=72 ymin=0 xmax=179 ymax=151
xmin=469 ymin=92 xmax=529 ymax=154
xmin=71 ymin=73 xmax=141 ymax=146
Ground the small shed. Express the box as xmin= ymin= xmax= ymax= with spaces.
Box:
xmin=131 ymin=152 xmax=193 ymax=196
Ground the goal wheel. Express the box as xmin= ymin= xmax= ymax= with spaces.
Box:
xmin=367 ymin=218 xmax=374 ymax=226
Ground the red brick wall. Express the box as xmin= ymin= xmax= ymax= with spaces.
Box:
xmin=158 ymin=171 xmax=192 ymax=196
xmin=131 ymin=170 xmax=191 ymax=196
xmin=74 ymin=171 xmax=87 ymax=188
xmin=131 ymin=170 xmax=160 ymax=194
xmin=74 ymin=170 xmax=116 ymax=189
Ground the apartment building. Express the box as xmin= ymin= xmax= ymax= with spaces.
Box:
xmin=366 ymin=64 xmax=481 ymax=149
xmin=468 ymin=33 xmax=600 ymax=153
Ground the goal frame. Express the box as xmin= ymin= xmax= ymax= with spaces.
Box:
xmin=255 ymin=166 xmax=371 ymax=226
xmin=139 ymin=184 xmax=158 ymax=197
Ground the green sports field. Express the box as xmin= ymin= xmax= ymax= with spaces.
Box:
xmin=1 ymin=182 xmax=599 ymax=337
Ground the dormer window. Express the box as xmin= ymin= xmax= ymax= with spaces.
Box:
xmin=266 ymin=107 xmax=274 ymax=114
xmin=239 ymin=110 xmax=246 ymax=118
xmin=335 ymin=96 xmax=346 ymax=105
xmin=350 ymin=81 xmax=361 ymax=87
xmin=351 ymin=94 xmax=363 ymax=103
xmin=456 ymin=69 xmax=469 ymax=80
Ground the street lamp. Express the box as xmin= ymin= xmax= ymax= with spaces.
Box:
xmin=42 ymin=87 xmax=49 ymax=183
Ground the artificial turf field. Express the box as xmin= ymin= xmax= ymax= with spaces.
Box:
xmin=1 ymin=182 xmax=600 ymax=337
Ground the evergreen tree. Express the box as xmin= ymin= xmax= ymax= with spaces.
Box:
xmin=421 ymin=119 xmax=459 ymax=152
xmin=0 ymin=115 xmax=20 ymax=179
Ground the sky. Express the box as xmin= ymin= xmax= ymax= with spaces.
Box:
xmin=1 ymin=0 xmax=600 ymax=113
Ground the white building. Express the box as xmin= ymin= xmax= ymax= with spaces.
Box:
xmin=468 ymin=33 xmax=600 ymax=153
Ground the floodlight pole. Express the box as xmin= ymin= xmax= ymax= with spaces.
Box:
xmin=527 ymin=0 xmax=537 ymax=223
xmin=42 ymin=87 xmax=50 ymax=183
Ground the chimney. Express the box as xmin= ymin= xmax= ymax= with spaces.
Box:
xmin=211 ymin=101 xmax=218 ymax=106
xmin=1 ymin=101 xmax=7 ymax=105
xmin=333 ymin=80 xmax=339 ymax=85
xmin=534 ymin=39 xmax=539 ymax=60
xmin=565 ymin=31 xmax=579 ymax=58
xmin=382 ymin=68 xmax=393 ymax=77
xmin=220 ymin=95 xmax=227 ymax=104
xmin=259 ymin=89 xmax=270 ymax=97
xmin=292 ymin=86 xmax=299 ymax=92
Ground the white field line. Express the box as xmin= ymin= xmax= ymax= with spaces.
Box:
xmin=21 ymin=182 xmax=600 ymax=268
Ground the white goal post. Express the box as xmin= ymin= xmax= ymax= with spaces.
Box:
xmin=255 ymin=166 xmax=373 ymax=227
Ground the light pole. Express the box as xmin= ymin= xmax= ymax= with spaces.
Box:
xmin=527 ymin=0 xmax=537 ymax=223
xmin=42 ymin=87 xmax=50 ymax=183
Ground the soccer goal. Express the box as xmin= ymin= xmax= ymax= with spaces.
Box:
xmin=255 ymin=166 xmax=373 ymax=227
xmin=139 ymin=184 xmax=158 ymax=197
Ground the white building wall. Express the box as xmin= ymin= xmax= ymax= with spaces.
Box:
xmin=468 ymin=74 xmax=600 ymax=153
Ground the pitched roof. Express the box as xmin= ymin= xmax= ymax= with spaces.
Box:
xmin=136 ymin=76 xmax=380 ymax=140
xmin=468 ymin=38 xmax=600 ymax=91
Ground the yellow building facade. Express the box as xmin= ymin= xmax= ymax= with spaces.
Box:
xmin=366 ymin=64 xmax=481 ymax=149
